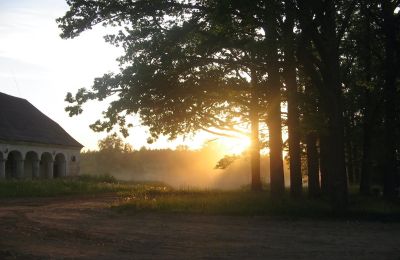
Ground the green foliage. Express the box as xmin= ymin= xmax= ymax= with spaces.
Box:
xmin=57 ymin=0 xmax=400 ymax=206
xmin=98 ymin=133 xmax=133 ymax=152
xmin=57 ymin=0 xmax=272 ymax=142
xmin=214 ymin=154 xmax=240 ymax=169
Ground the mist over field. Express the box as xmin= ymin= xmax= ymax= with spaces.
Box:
xmin=80 ymin=145 xmax=289 ymax=189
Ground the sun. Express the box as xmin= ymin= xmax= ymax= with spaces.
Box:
xmin=218 ymin=136 xmax=251 ymax=155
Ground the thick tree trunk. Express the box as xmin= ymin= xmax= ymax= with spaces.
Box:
xmin=359 ymin=2 xmax=373 ymax=196
xmin=323 ymin=53 xmax=348 ymax=209
xmin=324 ymin=1 xmax=348 ymax=209
xmin=345 ymin=117 xmax=355 ymax=184
xmin=381 ymin=1 xmax=398 ymax=199
xmin=319 ymin=134 xmax=330 ymax=195
xmin=303 ymin=80 xmax=321 ymax=197
xmin=306 ymin=131 xmax=320 ymax=197
xmin=268 ymin=99 xmax=285 ymax=198
xmin=325 ymin=104 xmax=348 ymax=208
xmin=283 ymin=0 xmax=302 ymax=198
xmin=346 ymin=141 xmax=354 ymax=184
xmin=264 ymin=0 xmax=285 ymax=197
xmin=352 ymin=142 xmax=360 ymax=184
xmin=360 ymin=93 xmax=372 ymax=195
xmin=297 ymin=35 xmax=329 ymax=197
xmin=298 ymin=0 xmax=348 ymax=208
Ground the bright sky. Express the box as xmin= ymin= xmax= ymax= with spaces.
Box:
xmin=0 ymin=0 xmax=251 ymax=152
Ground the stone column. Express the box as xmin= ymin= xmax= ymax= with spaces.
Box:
xmin=32 ymin=159 xmax=40 ymax=179
xmin=16 ymin=159 xmax=24 ymax=179
xmin=47 ymin=160 xmax=54 ymax=179
xmin=0 ymin=159 xmax=5 ymax=179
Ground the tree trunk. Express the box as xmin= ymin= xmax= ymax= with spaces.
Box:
xmin=345 ymin=117 xmax=355 ymax=184
xmin=325 ymin=101 xmax=348 ymax=209
xmin=352 ymin=142 xmax=360 ymax=184
xmin=303 ymin=79 xmax=321 ymax=197
xmin=297 ymin=33 xmax=329 ymax=197
xmin=359 ymin=2 xmax=373 ymax=196
xmin=283 ymin=0 xmax=302 ymax=198
xmin=307 ymin=131 xmax=320 ymax=197
xmin=250 ymin=72 xmax=262 ymax=191
xmin=264 ymin=0 xmax=285 ymax=197
xmin=346 ymin=141 xmax=354 ymax=184
xmin=298 ymin=0 xmax=348 ymax=208
xmin=319 ymin=134 xmax=330 ymax=195
xmin=381 ymin=1 xmax=398 ymax=199
xmin=359 ymin=91 xmax=372 ymax=195
xmin=323 ymin=51 xmax=348 ymax=209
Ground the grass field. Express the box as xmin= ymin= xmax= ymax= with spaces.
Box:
xmin=0 ymin=174 xmax=138 ymax=198
xmin=1 ymin=175 xmax=399 ymax=221
xmin=116 ymin=188 xmax=400 ymax=221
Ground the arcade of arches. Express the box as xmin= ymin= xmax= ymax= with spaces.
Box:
xmin=0 ymin=150 xmax=68 ymax=180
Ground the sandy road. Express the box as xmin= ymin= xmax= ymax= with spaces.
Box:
xmin=0 ymin=194 xmax=399 ymax=259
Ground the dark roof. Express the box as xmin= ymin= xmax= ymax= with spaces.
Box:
xmin=0 ymin=92 xmax=83 ymax=148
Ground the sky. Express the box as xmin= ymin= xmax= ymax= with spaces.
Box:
xmin=0 ymin=0 xmax=250 ymax=152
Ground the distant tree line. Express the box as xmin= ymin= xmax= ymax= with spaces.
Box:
xmin=58 ymin=0 xmax=400 ymax=209
xmin=82 ymin=134 xmax=271 ymax=189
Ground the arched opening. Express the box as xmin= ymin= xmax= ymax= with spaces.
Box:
xmin=40 ymin=152 xmax=53 ymax=178
xmin=24 ymin=151 xmax=39 ymax=179
xmin=54 ymin=153 xmax=66 ymax=178
xmin=5 ymin=151 xmax=23 ymax=179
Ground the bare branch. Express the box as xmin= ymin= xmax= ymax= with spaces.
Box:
xmin=200 ymin=127 xmax=244 ymax=139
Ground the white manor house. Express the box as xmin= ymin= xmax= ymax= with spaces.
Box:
xmin=0 ymin=92 xmax=82 ymax=179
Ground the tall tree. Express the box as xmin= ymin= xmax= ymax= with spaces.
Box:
xmin=381 ymin=0 xmax=399 ymax=199
xmin=296 ymin=0 xmax=356 ymax=208
xmin=282 ymin=0 xmax=302 ymax=197
xmin=257 ymin=0 xmax=285 ymax=197
xmin=357 ymin=1 xmax=376 ymax=195
xmin=59 ymin=0 xmax=269 ymax=191
xmin=250 ymin=69 xmax=262 ymax=191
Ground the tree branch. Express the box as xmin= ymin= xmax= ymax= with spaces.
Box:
xmin=200 ymin=127 xmax=245 ymax=139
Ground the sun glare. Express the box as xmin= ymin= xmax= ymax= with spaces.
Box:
xmin=218 ymin=137 xmax=251 ymax=155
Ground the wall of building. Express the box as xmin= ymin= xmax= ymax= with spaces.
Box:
xmin=0 ymin=142 xmax=81 ymax=179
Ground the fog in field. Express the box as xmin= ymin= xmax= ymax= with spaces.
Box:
xmin=80 ymin=144 xmax=290 ymax=189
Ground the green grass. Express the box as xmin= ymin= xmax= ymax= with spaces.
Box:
xmin=115 ymin=188 xmax=400 ymax=221
xmin=0 ymin=174 xmax=154 ymax=198
xmin=1 ymin=176 xmax=399 ymax=221
xmin=116 ymin=190 xmax=325 ymax=216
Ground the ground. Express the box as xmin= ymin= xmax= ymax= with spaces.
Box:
xmin=0 ymin=194 xmax=399 ymax=259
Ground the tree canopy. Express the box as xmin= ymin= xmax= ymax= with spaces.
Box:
xmin=58 ymin=0 xmax=400 ymax=209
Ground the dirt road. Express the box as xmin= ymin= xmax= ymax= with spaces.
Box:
xmin=0 ymin=194 xmax=399 ymax=259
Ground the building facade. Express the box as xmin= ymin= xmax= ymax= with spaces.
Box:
xmin=0 ymin=92 xmax=83 ymax=179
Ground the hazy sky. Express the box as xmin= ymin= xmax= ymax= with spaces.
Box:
xmin=0 ymin=0 xmax=121 ymax=150
xmin=0 ymin=0 xmax=250 ymax=152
